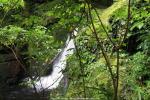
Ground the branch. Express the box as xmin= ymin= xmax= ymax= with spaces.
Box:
xmin=7 ymin=46 xmax=38 ymax=94
xmin=85 ymin=0 xmax=115 ymax=82
xmin=73 ymin=32 xmax=87 ymax=98
xmin=120 ymin=0 xmax=131 ymax=46
xmin=93 ymin=8 xmax=115 ymax=47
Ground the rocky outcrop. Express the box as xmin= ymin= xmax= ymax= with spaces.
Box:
xmin=0 ymin=46 xmax=26 ymax=85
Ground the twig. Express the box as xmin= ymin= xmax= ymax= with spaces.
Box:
xmin=120 ymin=0 xmax=131 ymax=46
xmin=93 ymin=8 xmax=115 ymax=46
xmin=85 ymin=0 xmax=115 ymax=84
xmin=7 ymin=45 xmax=38 ymax=94
xmin=73 ymin=32 xmax=87 ymax=98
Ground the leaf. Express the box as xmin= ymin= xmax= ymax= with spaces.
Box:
xmin=130 ymin=22 xmax=144 ymax=30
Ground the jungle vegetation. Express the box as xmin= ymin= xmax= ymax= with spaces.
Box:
xmin=0 ymin=0 xmax=150 ymax=100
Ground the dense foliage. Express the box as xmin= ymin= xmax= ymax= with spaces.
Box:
xmin=65 ymin=0 xmax=150 ymax=99
xmin=0 ymin=0 xmax=150 ymax=100
xmin=0 ymin=0 xmax=84 ymax=84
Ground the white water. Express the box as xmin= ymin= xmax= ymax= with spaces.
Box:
xmin=33 ymin=30 xmax=77 ymax=92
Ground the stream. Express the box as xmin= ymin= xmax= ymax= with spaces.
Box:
xmin=34 ymin=31 xmax=76 ymax=92
xmin=1 ymin=30 xmax=77 ymax=100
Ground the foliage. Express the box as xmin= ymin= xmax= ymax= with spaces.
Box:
xmin=0 ymin=0 xmax=84 ymax=85
xmin=0 ymin=0 xmax=150 ymax=99
xmin=65 ymin=0 xmax=150 ymax=99
xmin=108 ymin=1 xmax=150 ymax=99
xmin=122 ymin=52 xmax=150 ymax=100
xmin=0 ymin=25 xmax=23 ymax=46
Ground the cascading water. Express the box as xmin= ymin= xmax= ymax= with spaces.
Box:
xmin=33 ymin=30 xmax=77 ymax=92
xmin=2 ymin=30 xmax=77 ymax=100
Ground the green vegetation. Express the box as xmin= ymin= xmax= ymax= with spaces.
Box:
xmin=0 ymin=0 xmax=150 ymax=100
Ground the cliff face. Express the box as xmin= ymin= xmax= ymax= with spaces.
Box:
xmin=0 ymin=46 xmax=27 ymax=85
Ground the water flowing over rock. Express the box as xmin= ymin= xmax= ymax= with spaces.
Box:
xmin=0 ymin=30 xmax=77 ymax=100
xmin=33 ymin=30 xmax=77 ymax=92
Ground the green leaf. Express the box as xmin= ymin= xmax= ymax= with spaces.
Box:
xmin=131 ymin=22 xmax=144 ymax=30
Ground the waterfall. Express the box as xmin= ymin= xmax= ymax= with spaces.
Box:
xmin=33 ymin=30 xmax=77 ymax=92
xmin=2 ymin=30 xmax=78 ymax=100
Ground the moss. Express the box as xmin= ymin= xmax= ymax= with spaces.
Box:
xmin=100 ymin=0 xmax=127 ymax=25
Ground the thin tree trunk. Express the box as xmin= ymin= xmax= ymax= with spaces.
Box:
xmin=113 ymin=49 xmax=120 ymax=100
xmin=73 ymin=35 xmax=87 ymax=98
xmin=85 ymin=1 xmax=116 ymax=98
